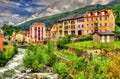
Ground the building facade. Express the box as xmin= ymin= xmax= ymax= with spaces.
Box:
xmin=50 ymin=24 xmax=58 ymax=40
xmin=58 ymin=14 xmax=84 ymax=38
xmin=0 ymin=30 xmax=3 ymax=50
xmin=77 ymin=18 xmax=84 ymax=35
xmin=24 ymin=31 xmax=30 ymax=43
xmin=93 ymin=31 xmax=115 ymax=42
xmin=30 ymin=22 xmax=46 ymax=42
xmin=84 ymin=9 xmax=115 ymax=34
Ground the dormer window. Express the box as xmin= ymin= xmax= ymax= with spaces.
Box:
xmin=88 ymin=13 xmax=91 ymax=16
xmin=102 ymin=12 xmax=105 ymax=15
xmin=95 ymin=12 xmax=98 ymax=16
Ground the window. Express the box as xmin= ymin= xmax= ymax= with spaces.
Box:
xmin=59 ymin=26 xmax=62 ymax=28
xmin=59 ymin=31 xmax=62 ymax=35
xmin=38 ymin=37 xmax=40 ymax=41
xmin=88 ymin=13 xmax=91 ymax=16
xmin=64 ymin=22 xmax=68 ymax=25
xmin=91 ymin=24 xmax=93 ymax=27
xmin=105 ymin=23 xmax=107 ymax=26
xmin=100 ymin=23 xmax=102 ymax=27
xmin=100 ymin=17 xmax=102 ymax=20
xmin=78 ymin=25 xmax=80 ymax=28
xmin=64 ymin=26 xmax=68 ymax=29
xmin=87 ymin=18 xmax=88 ymax=21
xmin=82 ymin=24 xmax=84 ymax=28
xmin=105 ymin=16 xmax=107 ymax=20
xmin=71 ymin=21 xmax=75 ymax=24
xmin=95 ymin=12 xmax=98 ymax=16
xmin=87 ymin=24 xmax=89 ymax=27
xmin=96 ymin=18 xmax=98 ymax=21
xmin=102 ymin=12 xmax=105 ymax=15
xmin=71 ymin=25 xmax=75 ymax=29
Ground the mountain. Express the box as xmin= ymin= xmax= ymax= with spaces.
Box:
xmin=19 ymin=1 xmax=120 ymax=31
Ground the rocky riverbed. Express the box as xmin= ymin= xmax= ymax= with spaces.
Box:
xmin=0 ymin=48 xmax=58 ymax=79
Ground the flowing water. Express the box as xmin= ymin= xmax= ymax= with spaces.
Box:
xmin=0 ymin=48 xmax=26 ymax=79
xmin=0 ymin=48 xmax=58 ymax=79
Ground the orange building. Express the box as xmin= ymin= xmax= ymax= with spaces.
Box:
xmin=84 ymin=9 xmax=115 ymax=34
xmin=0 ymin=31 xmax=3 ymax=50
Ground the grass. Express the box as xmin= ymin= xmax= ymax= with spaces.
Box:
xmin=61 ymin=52 xmax=78 ymax=60
xmin=55 ymin=50 xmax=78 ymax=60
xmin=66 ymin=41 xmax=120 ymax=50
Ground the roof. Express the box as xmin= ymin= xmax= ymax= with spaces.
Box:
xmin=30 ymin=22 xmax=45 ymax=28
xmin=16 ymin=31 xmax=26 ymax=35
xmin=84 ymin=9 xmax=112 ymax=18
xmin=94 ymin=31 xmax=115 ymax=36
xmin=50 ymin=24 xmax=58 ymax=32
xmin=58 ymin=14 xmax=84 ymax=22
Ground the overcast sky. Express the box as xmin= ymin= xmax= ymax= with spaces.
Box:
xmin=0 ymin=0 xmax=114 ymax=26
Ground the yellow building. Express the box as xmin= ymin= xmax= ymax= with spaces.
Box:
xmin=84 ymin=9 xmax=115 ymax=34
xmin=58 ymin=14 xmax=84 ymax=38
xmin=11 ymin=31 xmax=25 ymax=43
xmin=24 ymin=31 xmax=31 ymax=43
xmin=15 ymin=31 xmax=25 ymax=42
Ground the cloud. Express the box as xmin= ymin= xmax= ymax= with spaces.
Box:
xmin=91 ymin=0 xmax=114 ymax=5
xmin=0 ymin=0 xmax=114 ymax=26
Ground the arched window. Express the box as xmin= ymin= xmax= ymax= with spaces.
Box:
xmin=105 ymin=23 xmax=107 ymax=26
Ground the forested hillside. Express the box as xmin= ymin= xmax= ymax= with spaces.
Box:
xmin=19 ymin=2 xmax=120 ymax=31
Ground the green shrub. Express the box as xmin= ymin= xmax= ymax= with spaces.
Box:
xmin=0 ymin=52 xmax=8 ymax=66
xmin=53 ymin=62 xmax=68 ymax=78
xmin=23 ymin=44 xmax=57 ymax=71
xmin=57 ymin=35 xmax=71 ymax=49
xmin=75 ymin=49 xmax=83 ymax=57
xmin=0 ymin=45 xmax=18 ymax=67
xmin=79 ymin=35 xmax=93 ymax=42
xmin=14 ymin=44 xmax=18 ymax=54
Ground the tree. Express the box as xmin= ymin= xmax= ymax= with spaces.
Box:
xmin=1 ymin=24 xmax=20 ymax=36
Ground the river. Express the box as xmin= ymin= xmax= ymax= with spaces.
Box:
xmin=0 ymin=48 xmax=58 ymax=79
xmin=0 ymin=48 xmax=26 ymax=79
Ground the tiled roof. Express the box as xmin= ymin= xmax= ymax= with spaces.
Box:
xmin=97 ymin=31 xmax=115 ymax=35
xmin=30 ymin=22 xmax=45 ymax=27
xmin=84 ymin=9 xmax=111 ymax=18
xmin=58 ymin=14 xmax=84 ymax=21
